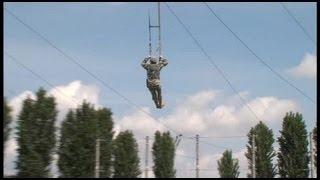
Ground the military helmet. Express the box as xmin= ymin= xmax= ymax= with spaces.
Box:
xmin=150 ymin=57 xmax=157 ymax=63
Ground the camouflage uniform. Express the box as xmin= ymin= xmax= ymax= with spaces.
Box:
xmin=141 ymin=56 xmax=168 ymax=108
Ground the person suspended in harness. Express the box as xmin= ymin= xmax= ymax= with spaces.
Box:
xmin=141 ymin=56 xmax=168 ymax=108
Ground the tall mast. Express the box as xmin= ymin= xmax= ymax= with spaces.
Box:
xmin=157 ymin=2 xmax=162 ymax=58
xmin=148 ymin=10 xmax=152 ymax=57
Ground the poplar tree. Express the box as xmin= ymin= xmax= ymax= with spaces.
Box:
xmin=16 ymin=88 xmax=57 ymax=177
xmin=112 ymin=130 xmax=141 ymax=178
xmin=217 ymin=150 xmax=240 ymax=178
xmin=152 ymin=131 xmax=176 ymax=178
xmin=312 ymin=126 xmax=317 ymax=168
xmin=277 ymin=112 xmax=309 ymax=178
xmin=4 ymin=97 xmax=12 ymax=148
xmin=245 ymin=121 xmax=276 ymax=178
xmin=96 ymin=108 xmax=114 ymax=177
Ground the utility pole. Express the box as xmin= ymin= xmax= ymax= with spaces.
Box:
xmin=310 ymin=132 xmax=314 ymax=178
xmin=145 ymin=136 xmax=149 ymax=178
xmin=95 ymin=138 xmax=100 ymax=178
xmin=196 ymin=134 xmax=199 ymax=178
xmin=252 ymin=134 xmax=256 ymax=178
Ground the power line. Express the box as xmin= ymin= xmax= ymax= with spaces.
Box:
xmin=279 ymin=2 xmax=315 ymax=44
xmin=4 ymin=51 xmax=81 ymax=107
xmin=203 ymin=2 xmax=315 ymax=104
xmin=4 ymin=7 xmax=182 ymax=137
xmin=199 ymin=140 xmax=233 ymax=150
xmin=164 ymin=3 xmax=263 ymax=125
xmin=175 ymin=153 xmax=196 ymax=160
xmin=182 ymin=136 xmax=236 ymax=150
xmin=199 ymin=135 xmax=247 ymax=139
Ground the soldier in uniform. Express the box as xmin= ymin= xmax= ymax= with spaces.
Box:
xmin=141 ymin=56 xmax=168 ymax=108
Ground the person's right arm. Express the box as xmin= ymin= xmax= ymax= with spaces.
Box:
xmin=159 ymin=57 xmax=168 ymax=69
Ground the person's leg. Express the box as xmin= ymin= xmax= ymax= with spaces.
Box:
xmin=147 ymin=79 xmax=159 ymax=108
xmin=149 ymin=88 xmax=159 ymax=108
xmin=156 ymin=86 xmax=163 ymax=108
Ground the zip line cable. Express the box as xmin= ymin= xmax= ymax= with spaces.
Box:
xmin=164 ymin=3 xmax=263 ymax=125
xmin=203 ymin=2 xmax=315 ymax=104
xmin=279 ymin=2 xmax=316 ymax=45
xmin=4 ymin=7 xmax=182 ymax=137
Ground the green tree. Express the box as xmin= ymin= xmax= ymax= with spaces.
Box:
xmin=277 ymin=112 xmax=309 ymax=178
xmin=58 ymin=110 xmax=78 ymax=177
xmin=245 ymin=121 xmax=276 ymax=178
xmin=313 ymin=126 xmax=317 ymax=168
xmin=152 ymin=131 xmax=176 ymax=178
xmin=96 ymin=108 xmax=114 ymax=177
xmin=112 ymin=130 xmax=141 ymax=178
xmin=16 ymin=88 xmax=57 ymax=177
xmin=58 ymin=103 xmax=114 ymax=178
xmin=217 ymin=150 xmax=240 ymax=178
xmin=58 ymin=102 xmax=96 ymax=177
xmin=4 ymin=97 xmax=12 ymax=148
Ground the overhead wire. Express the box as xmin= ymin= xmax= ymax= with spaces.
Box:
xmin=4 ymin=51 xmax=81 ymax=107
xmin=203 ymin=2 xmax=315 ymax=104
xmin=4 ymin=7 xmax=182 ymax=137
xmin=279 ymin=2 xmax=315 ymax=44
xmin=164 ymin=3 xmax=264 ymax=125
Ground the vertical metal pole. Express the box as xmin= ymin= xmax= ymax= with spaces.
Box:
xmin=148 ymin=11 xmax=152 ymax=57
xmin=310 ymin=132 xmax=314 ymax=178
xmin=145 ymin=136 xmax=149 ymax=178
xmin=252 ymin=134 xmax=256 ymax=178
xmin=196 ymin=134 xmax=199 ymax=178
xmin=157 ymin=2 xmax=162 ymax=58
xmin=95 ymin=138 xmax=100 ymax=178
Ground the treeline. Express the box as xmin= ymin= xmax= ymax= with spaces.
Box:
xmin=3 ymin=88 xmax=317 ymax=178
xmin=218 ymin=117 xmax=317 ymax=178
xmin=4 ymin=88 xmax=176 ymax=178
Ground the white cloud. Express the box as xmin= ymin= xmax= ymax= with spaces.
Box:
xmin=115 ymin=107 xmax=165 ymax=139
xmin=48 ymin=80 xmax=101 ymax=127
xmin=115 ymin=89 xmax=299 ymax=177
xmin=287 ymin=53 xmax=317 ymax=79
xmin=4 ymin=87 xmax=299 ymax=177
xmin=4 ymin=80 xmax=102 ymax=177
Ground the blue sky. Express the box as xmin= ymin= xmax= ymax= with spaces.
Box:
xmin=4 ymin=2 xmax=317 ymax=178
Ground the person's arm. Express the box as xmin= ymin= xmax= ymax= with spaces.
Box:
xmin=159 ymin=57 xmax=168 ymax=68
xmin=141 ymin=57 xmax=150 ymax=69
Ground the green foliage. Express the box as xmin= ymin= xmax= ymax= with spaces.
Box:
xmin=57 ymin=110 xmax=78 ymax=177
xmin=96 ymin=108 xmax=114 ymax=177
xmin=277 ymin=112 xmax=309 ymax=178
xmin=217 ymin=150 xmax=240 ymax=178
xmin=245 ymin=121 xmax=276 ymax=178
xmin=313 ymin=126 xmax=317 ymax=168
xmin=112 ymin=130 xmax=141 ymax=178
xmin=4 ymin=97 xmax=12 ymax=148
xmin=152 ymin=131 xmax=176 ymax=178
xmin=15 ymin=88 xmax=57 ymax=177
xmin=58 ymin=103 xmax=114 ymax=178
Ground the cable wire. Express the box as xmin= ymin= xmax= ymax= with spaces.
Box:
xmin=4 ymin=7 xmax=182 ymax=136
xmin=203 ymin=2 xmax=315 ymax=104
xmin=5 ymin=51 xmax=81 ymax=107
xmin=279 ymin=2 xmax=315 ymax=44
xmin=165 ymin=3 xmax=264 ymax=124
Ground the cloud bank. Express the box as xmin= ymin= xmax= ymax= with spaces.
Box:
xmin=4 ymin=81 xmax=299 ymax=177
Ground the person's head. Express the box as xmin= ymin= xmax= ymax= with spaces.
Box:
xmin=150 ymin=58 xmax=157 ymax=64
